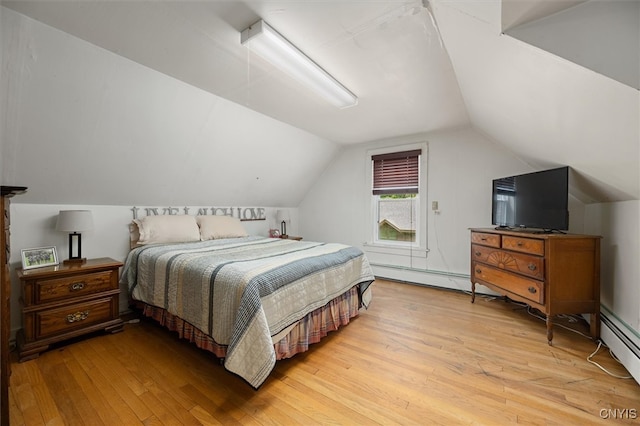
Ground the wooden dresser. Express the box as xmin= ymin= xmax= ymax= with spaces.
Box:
xmin=1 ymin=185 xmax=27 ymax=425
xmin=16 ymin=257 xmax=123 ymax=361
xmin=470 ymin=228 xmax=601 ymax=345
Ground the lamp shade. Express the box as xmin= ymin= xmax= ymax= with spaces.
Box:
xmin=56 ymin=210 xmax=94 ymax=233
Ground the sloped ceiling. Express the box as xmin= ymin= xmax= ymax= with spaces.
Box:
xmin=433 ymin=0 xmax=639 ymax=202
xmin=504 ymin=0 xmax=639 ymax=90
xmin=501 ymin=0 xmax=587 ymax=31
xmin=1 ymin=0 xmax=469 ymax=144
xmin=2 ymin=0 xmax=639 ymax=203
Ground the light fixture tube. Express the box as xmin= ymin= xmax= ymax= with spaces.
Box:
xmin=241 ymin=20 xmax=357 ymax=109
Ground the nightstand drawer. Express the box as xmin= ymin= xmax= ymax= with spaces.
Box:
xmin=34 ymin=296 xmax=116 ymax=340
xmin=34 ymin=271 xmax=114 ymax=305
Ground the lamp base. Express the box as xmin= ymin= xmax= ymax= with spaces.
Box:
xmin=63 ymin=258 xmax=87 ymax=266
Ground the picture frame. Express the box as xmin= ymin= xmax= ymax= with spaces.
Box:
xmin=269 ymin=228 xmax=281 ymax=238
xmin=21 ymin=246 xmax=59 ymax=270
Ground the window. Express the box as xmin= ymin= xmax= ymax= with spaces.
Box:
xmin=371 ymin=149 xmax=421 ymax=246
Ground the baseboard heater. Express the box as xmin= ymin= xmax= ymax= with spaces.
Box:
xmin=602 ymin=313 xmax=640 ymax=358
xmin=600 ymin=312 xmax=640 ymax=384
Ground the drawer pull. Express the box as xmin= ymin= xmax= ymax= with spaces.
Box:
xmin=475 ymin=268 xmax=482 ymax=274
xmin=528 ymin=263 xmax=537 ymax=271
xmin=474 ymin=251 xmax=481 ymax=257
xmin=66 ymin=310 xmax=90 ymax=323
xmin=69 ymin=282 xmax=86 ymax=292
xmin=528 ymin=286 xmax=537 ymax=294
xmin=480 ymin=238 xmax=487 ymax=241
xmin=517 ymin=241 xmax=523 ymax=247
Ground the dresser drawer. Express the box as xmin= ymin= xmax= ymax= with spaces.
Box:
xmin=33 ymin=296 xmax=117 ymax=340
xmin=471 ymin=232 xmax=500 ymax=248
xmin=472 ymin=262 xmax=544 ymax=304
xmin=471 ymin=245 xmax=544 ymax=280
xmin=502 ymin=235 xmax=544 ymax=256
xmin=32 ymin=271 xmax=114 ymax=305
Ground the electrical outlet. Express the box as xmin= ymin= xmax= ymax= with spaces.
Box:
xmin=432 ymin=201 xmax=439 ymax=211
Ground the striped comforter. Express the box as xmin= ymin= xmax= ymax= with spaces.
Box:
xmin=121 ymin=236 xmax=375 ymax=388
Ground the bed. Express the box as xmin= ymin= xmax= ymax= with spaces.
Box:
xmin=121 ymin=214 xmax=375 ymax=388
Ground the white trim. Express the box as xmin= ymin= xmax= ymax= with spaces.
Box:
xmin=364 ymin=242 xmax=427 ymax=257
xmin=372 ymin=264 xmax=472 ymax=293
xmin=365 ymin=142 xmax=429 ymax=260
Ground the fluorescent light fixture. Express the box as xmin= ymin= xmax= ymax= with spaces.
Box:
xmin=241 ymin=20 xmax=357 ymax=109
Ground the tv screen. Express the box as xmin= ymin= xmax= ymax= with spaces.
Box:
xmin=492 ymin=166 xmax=569 ymax=231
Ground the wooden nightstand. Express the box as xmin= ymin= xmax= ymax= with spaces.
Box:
xmin=16 ymin=257 xmax=123 ymax=361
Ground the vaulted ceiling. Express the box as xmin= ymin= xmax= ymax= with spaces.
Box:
xmin=2 ymin=0 xmax=471 ymax=144
xmin=2 ymin=0 xmax=638 ymax=202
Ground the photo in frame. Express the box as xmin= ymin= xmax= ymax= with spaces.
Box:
xmin=269 ymin=228 xmax=281 ymax=238
xmin=21 ymin=246 xmax=59 ymax=270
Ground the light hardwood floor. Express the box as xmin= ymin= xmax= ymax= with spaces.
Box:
xmin=9 ymin=279 xmax=640 ymax=425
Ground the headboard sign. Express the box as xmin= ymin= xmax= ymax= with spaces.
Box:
xmin=131 ymin=206 xmax=267 ymax=221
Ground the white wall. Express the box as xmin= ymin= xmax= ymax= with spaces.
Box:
xmin=299 ymin=127 xmax=640 ymax=381
xmin=584 ymin=200 xmax=640 ymax=382
xmin=585 ymin=201 xmax=640 ymax=333
xmin=299 ymin=126 xmax=546 ymax=290
xmin=7 ymin=203 xmax=299 ymax=338
xmin=0 ymin=4 xmax=6 ymax=181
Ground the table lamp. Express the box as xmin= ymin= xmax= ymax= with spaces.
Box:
xmin=56 ymin=210 xmax=93 ymax=264
xmin=276 ymin=209 xmax=290 ymax=238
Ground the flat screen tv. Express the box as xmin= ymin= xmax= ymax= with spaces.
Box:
xmin=491 ymin=166 xmax=569 ymax=232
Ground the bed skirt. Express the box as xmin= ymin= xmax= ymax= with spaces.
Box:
xmin=136 ymin=285 xmax=361 ymax=360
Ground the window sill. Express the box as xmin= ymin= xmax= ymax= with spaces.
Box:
xmin=363 ymin=242 xmax=427 ymax=258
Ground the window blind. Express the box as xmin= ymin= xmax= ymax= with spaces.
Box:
xmin=372 ymin=149 xmax=421 ymax=195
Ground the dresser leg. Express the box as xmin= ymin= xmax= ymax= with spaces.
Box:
xmin=590 ymin=311 xmax=601 ymax=341
xmin=471 ymin=282 xmax=476 ymax=303
xmin=546 ymin=316 xmax=553 ymax=345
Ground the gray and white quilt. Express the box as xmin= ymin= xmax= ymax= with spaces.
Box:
xmin=121 ymin=236 xmax=374 ymax=388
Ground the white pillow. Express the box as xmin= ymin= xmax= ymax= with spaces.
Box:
xmin=197 ymin=215 xmax=248 ymax=240
xmin=133 ymin=215 xmax=200 ymax=245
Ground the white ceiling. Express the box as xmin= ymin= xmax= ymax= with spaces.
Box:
xmin=2 ymin=0 xmax=470 ymax=144
xmin=505 ymin=0 xmax=639 ymax=89
xmin=2 ymin=0 xmax=638 ymax=202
